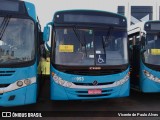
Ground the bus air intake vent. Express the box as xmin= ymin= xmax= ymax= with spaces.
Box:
xmin=0 ymin=71 xmax=15 ymax=76
xmin=0 ymin=84 xmax=10 ymax=88
xmin=73 ymin=82 xmax=114 ymax=86
xmin=63 ymin=69 xmax=123 ymax=76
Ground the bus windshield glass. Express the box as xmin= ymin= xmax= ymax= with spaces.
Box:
xmin=54 ymin=27 xmax=128 ymax=66
xmin=144 ymin=32 xmax=160 ymax=65
xmin=0 ymin=17 xmax=35 ymax=64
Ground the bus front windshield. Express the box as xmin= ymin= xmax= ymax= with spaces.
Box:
xmin=0 ymin=17 xmax=35 ymax=65
xmin=54 ymin=27 xmax=128 ymax=66
xmin=144 ymin=32 xmax=160 ymax=65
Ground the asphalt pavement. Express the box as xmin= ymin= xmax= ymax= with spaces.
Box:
xmin=1 ymin=79 xmax=160 ymax=120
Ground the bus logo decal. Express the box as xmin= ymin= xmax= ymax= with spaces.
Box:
xmin=96 ymin=54 xmax=106 ymax=64
xmin=92 ymin=80 xmax=98 ymax=86
xmin=73 ymin=77 xmax=84 ymax=82
xmin=89 ymin=67 xmax=101 ymax=70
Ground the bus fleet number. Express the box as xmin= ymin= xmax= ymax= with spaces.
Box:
xmin=74 ymin=77 xmax=84 ymax=82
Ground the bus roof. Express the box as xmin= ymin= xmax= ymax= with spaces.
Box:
xmin=0 ymin=0 xmax=37 ymax=21
xmin=54 ymin=10 xmax=126 ymax=19
xmin=53 ymin=10 xmax=127 ymax=27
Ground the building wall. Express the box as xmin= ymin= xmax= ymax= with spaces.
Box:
xmin=117 ymin=0 xmax=160 ymax=27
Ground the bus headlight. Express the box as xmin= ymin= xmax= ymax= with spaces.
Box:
xmin=143 ymin=70 xmax=160 ymax=83
xmin=115 ymin=73 xmax=129 ymax=86
xmin=16 ymin=77 xmax=36 ymax=88
xmin=17 ymin=81 xmax=23 ymax=87
xmin=52 ymin=74 xmax=59 ymax=83
xmin=58 ymin=78 xmax=65 ymax=85
xmin=2 ymin=77 xmax=36 ymax=94
xmin=66 ymin=82 xmax=73 ymax=88
xmin=24 ymin=79 xmax=31 ymax=85
xmin=52 ymin=74 xmax=73 ymax=88
xmin=143 ymin=70 xmax=151 ymax=77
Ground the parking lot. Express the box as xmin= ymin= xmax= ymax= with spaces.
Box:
xmin=1 ymin=79 xmax=160 ymax=120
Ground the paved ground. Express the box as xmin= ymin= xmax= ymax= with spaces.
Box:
xmin=1 ymin=79 xmax=160 ymax=120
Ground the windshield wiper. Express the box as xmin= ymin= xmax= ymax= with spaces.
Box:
xmin=101 ymin=27 xmax=113 ymax=54
xmin=0 ymin=15 xmax=11 ymax=40
xmin=103 ymin=27 xmax=113 ymax=47
xmin=72 ymin=26 xmax=84 ymax=47
xmin=72 ymin=26 xmax=88 ymax=57
xmin=102 ymin=36 xmax=106 ymax=54
xmin=83 ymin=34 xmax=87 ymax=57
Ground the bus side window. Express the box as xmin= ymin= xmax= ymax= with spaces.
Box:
xmin=141 ymin=36 xmax=146 ymax=49
xmin=50 ymin=28 xmax=55 ymax=52
xmin=39 ymin=32 xmax=46 ymax=58
xmin=133 ymin=36 xmax=136 ymax=46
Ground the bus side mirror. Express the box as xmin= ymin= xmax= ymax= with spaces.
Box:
xmin=43 ymin=26 xmax=50 ymax=42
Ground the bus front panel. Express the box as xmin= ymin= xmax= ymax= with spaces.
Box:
xmin=50 ymin=66 xmax=129 ymax=100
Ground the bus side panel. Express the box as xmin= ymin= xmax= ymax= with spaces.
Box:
xmin=25 ymin=83 xmax=37 ymax=104
xmin=140 ymin=62 xmax=160 ymax=92
xmin=0 ymin=87 xmax=27 ymax=106
xmin=0 ymin=84 xmax=37 ymax=106
xmin=50 ymin=77 xmax=69 ymax=100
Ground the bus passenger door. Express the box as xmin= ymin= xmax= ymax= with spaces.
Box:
xmin=129 ymin=34 xmax=140 ymax=89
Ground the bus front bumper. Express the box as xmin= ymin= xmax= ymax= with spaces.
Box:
xmin=0 ymin=83 xmax=37 ymax=107
xmin=141 ymin=77 xmax=160 ymax=92
xmin=51 ymin=80 xmax=130 ymax=100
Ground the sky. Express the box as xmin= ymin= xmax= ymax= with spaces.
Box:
xmin=25 ymin=0 xmax=118 ymax=28
xmin=25 ymin=0 xmax=159 ymax=28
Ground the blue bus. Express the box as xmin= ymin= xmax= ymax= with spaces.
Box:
xmin=0 ymin=0 xmax=41 ymax=106
xmin=43 ymin=10 xmax=130 ymax=100
xmin=128 ymin=21 xmax=160 ymax=92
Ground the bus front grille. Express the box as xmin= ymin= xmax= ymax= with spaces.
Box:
xmin=73 ymin=82 xmax=114 ymax=86
xmin=0 ymin=84 xmax=10 ymax=88
xmin=61 ymin=70 xmax=123 ymax=76
xmin=0 ymin=71 xmax=15 ymax=76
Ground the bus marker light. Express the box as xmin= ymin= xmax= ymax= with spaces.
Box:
xmin=51 ymin=72 xmax=55 ymax=77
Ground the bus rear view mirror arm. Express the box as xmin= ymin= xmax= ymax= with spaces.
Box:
xmin=45 ymin=42 xmax=51 ymax=52
xmin=43 ymin=22 xmax=53 ymax=42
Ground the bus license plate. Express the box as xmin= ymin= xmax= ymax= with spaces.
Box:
xmin=88 ymin=89 xmax=102 ymax=95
